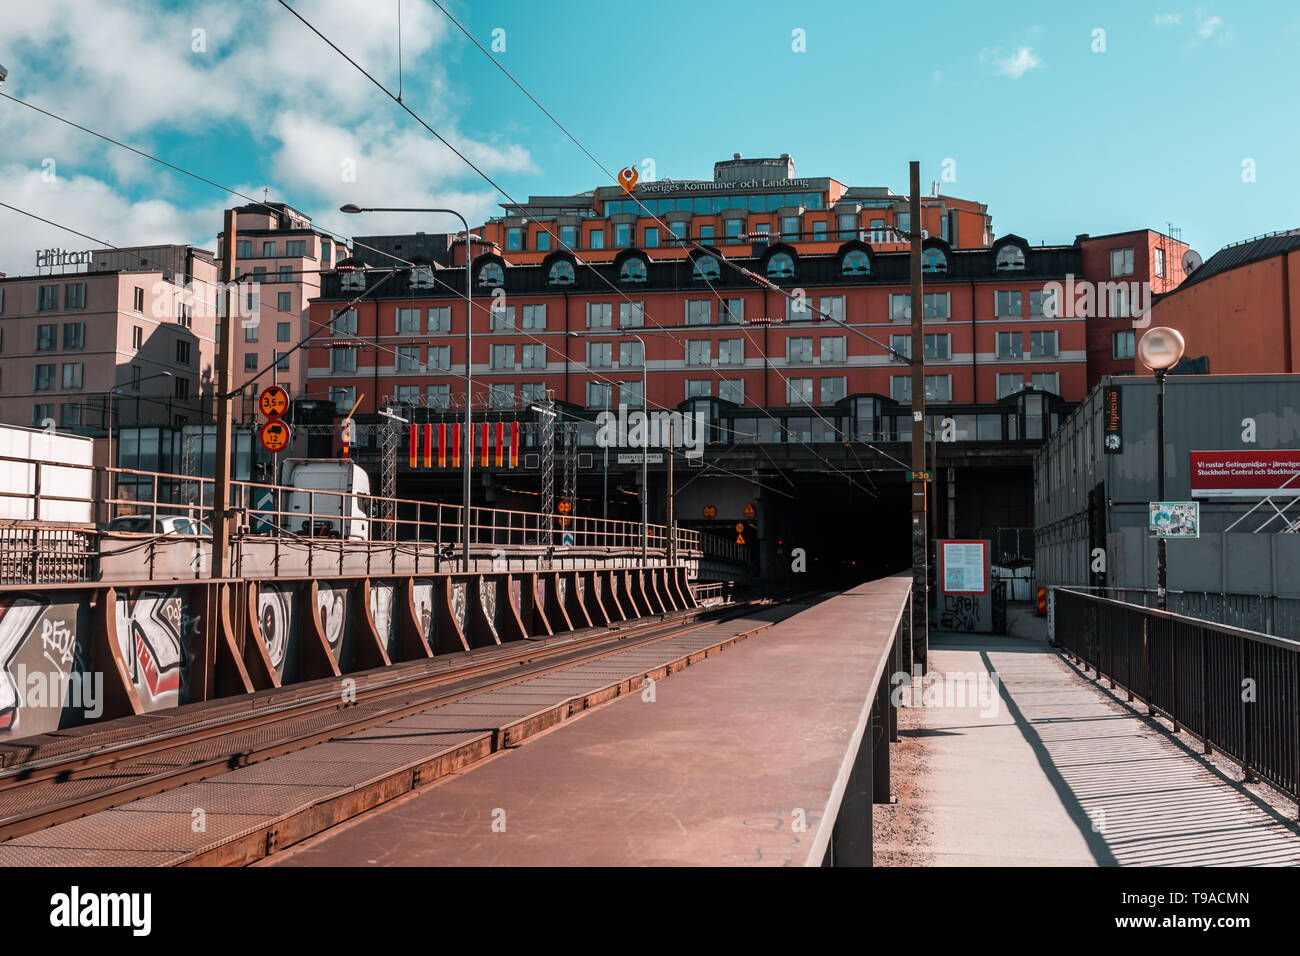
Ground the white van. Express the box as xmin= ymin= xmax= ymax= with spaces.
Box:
xmin=280 ymin=459 xmax=371 ymax=540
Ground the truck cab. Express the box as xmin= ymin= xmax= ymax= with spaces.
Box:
xmin=279 ymin=459 xmax=371 ymax=540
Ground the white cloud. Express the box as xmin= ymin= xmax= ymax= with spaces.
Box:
xmin=1197 ymin=15 xmax=1224 ymax=38
xmin=1154 ymin=13 xmax=1183 ymax=27
xmin=981 ymin=46 xmax=1044 ymax=79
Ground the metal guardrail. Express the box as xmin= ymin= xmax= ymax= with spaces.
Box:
xmin=1047 ymin=585 xmax=1300 ymax=640
xmin=0 ymin=527 xmax=97 ymax=585
xmin=1053 ymin=588 xmax=1300 ymax=808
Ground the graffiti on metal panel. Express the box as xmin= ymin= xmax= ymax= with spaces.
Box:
xmin=413 ymin=580 xmax=437 ymax=644
xmin=317 ymin=585 xmax=352 ymax=662
xmin=480 ymin=579 xmax=499 ymax=638
xmin=115 ymin=588 xmax=190 ymax=710
xmin=0 ymin=595 xmax=95 ymax=738
xmin=576 ymin=577 xmax=586 ymax=603
xmin=939 ymin=594 xmax=981 ymax=632
xmin=555 ymin=577 xmax=567 ymax=607
xmin=451 ymin=582 xmax=467 ymax=634
xmin=370 ymin=583 xmax=397 ymax=657
xmin=257 ymin=584 xmax=294 ymax=675
xmin=510 ymin=578 xmax=522 ymax=614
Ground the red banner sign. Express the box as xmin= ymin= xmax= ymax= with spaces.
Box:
xmin=1189 ymin=451 xmax=1300 ymax=498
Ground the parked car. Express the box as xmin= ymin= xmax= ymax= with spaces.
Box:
xmin=106 ymin=515 xmax=210 ymax=536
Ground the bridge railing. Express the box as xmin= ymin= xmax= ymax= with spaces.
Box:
xmin=1053 ymin=588 xmax=1300 ymax=807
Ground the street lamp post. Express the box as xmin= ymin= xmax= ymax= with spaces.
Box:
xmin=1137 ymin=326 xmax=1186 ymax=611
xmin=341 ymin=205 xmax=473 ymax=572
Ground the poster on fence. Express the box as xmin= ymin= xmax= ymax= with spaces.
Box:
xmin=1148 ymin=501 xmax=1199 ymax=538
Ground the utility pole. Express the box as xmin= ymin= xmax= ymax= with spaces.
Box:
xmin=212 ymin=208 xmax=236 ymax=579
xmin=908 ymin=161 xmax=929 ymax=671
xmin=667 ymin=420 xmax=675 ymax=564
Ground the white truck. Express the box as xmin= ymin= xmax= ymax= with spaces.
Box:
xmin=279 ymin=459 xmax=371 ymax=540
xmin=0 ymin=423 xmax=95 ymax=523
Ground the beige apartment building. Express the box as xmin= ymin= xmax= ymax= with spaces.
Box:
xmin=0 ymin=245 xmax=219 ymax=439
xmin=216 ymin=203 xmax=348 ymax=417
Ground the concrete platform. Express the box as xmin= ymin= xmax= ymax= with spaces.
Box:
xmin=270 ymin=579 xmax=910 ymax=867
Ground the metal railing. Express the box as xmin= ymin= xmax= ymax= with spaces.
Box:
xmin=0 ymin=527 xmax=98 ymax=585
xmin=1048 ymin=585 xmax=1300 ymax=640
xmin=1054 ymin=588 xmax=1300 ymax=806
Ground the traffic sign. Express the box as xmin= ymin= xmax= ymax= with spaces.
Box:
xmin=907 ymin=470 xmax=933 ymax=482
xmin=702 ymin=505 xmax=717 ymax=518
xmin=557 ymin=500 xmax=572 ymax=514
xmin=259 ymin=419 xmax=292 ymax=453
xmin=734 ymin=523 xmax=745 ymax=545
xmin=742 ymin=502 xmax=756 ymax=518
xmin=258 ymin=385 xmax=290 ymax=420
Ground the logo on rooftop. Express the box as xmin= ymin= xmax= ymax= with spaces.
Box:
xmin=617 ymin=166 xmax=639 ymax=194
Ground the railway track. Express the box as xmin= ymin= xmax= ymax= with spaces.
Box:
xmin=0 ymin=594 xmax=809 ymax=847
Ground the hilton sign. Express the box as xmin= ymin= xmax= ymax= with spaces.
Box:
xmin=35 ymin=248 xmax=93 ymax=273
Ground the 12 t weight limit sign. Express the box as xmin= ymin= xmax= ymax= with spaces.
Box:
xmin=260 ymin=419 xmax=291 ymax=453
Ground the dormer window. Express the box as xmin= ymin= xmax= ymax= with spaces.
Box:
xmin=692 ymin=255 xmax=720 ymax=280
xmin=619 ymin=258 xmax=647 ymax=283
xmin=767 ymin=252 xmax=795 ymax=279
xmin=477 ymin=262 xmax=505 ymax=287
xmin=996 ymin=246 xmax=1026 ymax=271
xmin=548 ymin=260 xmax=575 ymax=286
xmin=922 ymin=248 xmax=947 ymax=274
xmin=410 ymin=266 xmax=436 ymax=290
xmin=842 ymin=250 xmax=870 ymax=277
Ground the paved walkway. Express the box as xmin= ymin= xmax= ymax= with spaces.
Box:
xmin=879 ymin=616 xmax=1300 ymax=866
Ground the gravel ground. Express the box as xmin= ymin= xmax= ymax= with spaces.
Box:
xmin=872 ymin=697 xmax=935 ymax=866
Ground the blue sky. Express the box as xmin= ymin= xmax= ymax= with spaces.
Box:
xmin=1 ymin=1 xmax=1294 ymax=274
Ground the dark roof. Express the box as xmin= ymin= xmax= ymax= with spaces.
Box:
xmin=1180 ymin=229 xmax=1300 ymax=289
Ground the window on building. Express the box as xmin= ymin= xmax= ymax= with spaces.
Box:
xmin=253 ymin=267 xmax=267 ymax=284
xmin=620 ymin=380 xmax=644 ymax=407
xmin=396 ymin=346 xmax=421 ymax=371
xmin=261 ymin=241 xmax=275 ymax=257
xmin=787 ymin=295 xmax=810 ymax=321
xmin=36 ymin=324 xmax=57 ymax=350
xmin=396 ymin=307 xmax=421 ymax=333
xmin=818 ymin=296 xmax=846 ymax=322
xmin=490 ymin=304 xmax=516 ymax=331
xmin=322 ymin=240 xmax=332 ymax=265
xmin=780 ymin=216 xmax=800 ymax=240
xmin=60 ymin=402 xmax=82 ymax=427
xmin=1031 ymin=372 xmax=1060 ymax=394
xmin=685 ymin=300 xmax=711 ymax=325
xmin=725 ymin=219 xmax=743 ymax=242
xmin=506 ymin=227 xmax=524 ymax=251
xmin=277 ymin=291 xmax=292 ymax=311
xmin=587 ymin=302 xmax=613 ymax=329
xmin=64 ymin=283 xmax=86 ymax=309
xmin=236 ymin=240 xmax=252 ymax=259
xmin=1030 ymin=330 xmax=1058 ymax=357
xmin=820 ymin=336 xmax=846 ymax=362
xmin=279 ymin=266 xmax=292 ymax=282
xmin=619 ymin=340 xmax=644 ymax=367
xmin=176 ymin=340 xmax=191 ymax=364
xmin=890 ymin=334 xmax=911 ymax=358
xmin=786 ymin=378 xmax=813 ymax=404
xmin=32 ymin=404 xmax=54 ymax=428
xmin=519 ymin=383 xmax=546 ymax=407
xmin=276 ymin=321 xmax=291 ymax=342
xmin=521 ymin=304 xmax=546 ymax=329
xmin=925 ymin=333 xmax=951 ymax=360
xmin=60 ymin=322 xmax=84 ymax=350
xmin=394 ymin=384 xmax=420 ymax=405
xmin=644 ymin=227 xmax=659 ymax=248
xmin=692 ymin=255 xmax=720 ymax=280
xmin=521 ymin=344 xmax=547 ymax=369
xmin=488 ymin=384 xmax=515 ymax=409
xmin=1110 ymin=247 xmax=1135 ymax=277
xmin=428 ymin=346 xmax=451 ymax=370
xmin=892 ymin=376 xmax=952 ymax=402
xmin=330 ymin=347 xmax=357 ymax=373
xmin=132 ymin=326 xmax=143 ymax=349
xmin=1109 ymin=285 xmax=1132 ymax=318
xmin=1029 ymin=290 xmax=1047 ymax=316
xmin=332 ymin=308 xmax=358 ymax=334
xmin=478 ymin=262 xmax=505 ymax=288
xmin=244 ymin=353 xmax=259 ymax=371
xmin=589 ymin=229 xmax=605 ymax=250
xmin=330 ymin=386 xmax=356 ymax=410
xmin=285 ymin=240 xmax=305 ymax=257
xmin=131 ymin=365 xmax=141 ymax=390
xmin=549 ymin=260 xmax=575 ymax=285
xmin=767 ymin=252 xmax=795 ymax=279
xmin=559 ymin=225 xmax=577 ymax=248
xmin=685 ymin=340 xmax=711 ymax=365
xmin=685 ymin=380 xmax=712 ymax=399
xmin=718 ymin=338 xmax=744 ymax=365
xmin=536 ymin=231 xmax=551 ymax=252
xmin=244 ymin=323 xmax=259 ymax=343
xmin=922 ymin=248 xmax=947 ymax=273
xmin=37 ymin=285 xmax=58 ymax=311
xmin=996 ymin=331 xmax=1023 ymax=359
xmin=619 ymin=257 xmax=647 ymax=283
xmin=995 ymin=246 xmax=1026 ymax=271
xmin=618 ymin=301 xmax=643 ymax=327
xmin=996 ymin=290 xmax=1023 ymax=317
xmin=422 ymin=384 xmax=449 ymax=409
xmin=60 ymin=362 xmax=83 ymax=389
xmin=1113 ymin=329 xmax=1135 ymax=359
xmin=427 ymin=306 xmax=451 ymax=332
xmin=837 ymin=213 xmax=859 ymax=240
xmin=491 ymin=344 xmax=516 ymax=369
xmin=699 ymin=225 xmax=714 ymax=241
xmin=1154 ymin=247 xmax=1166 ymax=278
xmin=586 ymin=381 xmax=612 ymax=409
xmin=889 ymin=295 xmax=911 ymax=321
xmin=821 ymin=377 xmax=847 ymax=404
xmin=586 ymin=342 xmax=612 ymax=368
xmin=812 ymin=221 xmax=828 ymax=241
xmin=275 ymin=352 xmax=290 ymax=371
xmin=721 ymin=298 xmax=744 ymax=324
xmin=719 ymin=379 xmax=744 ymax=404
xmin=786 ymin=337 xmax=813 ymax=363
xmin=996 ymin=373 xmax=1023 ymax=398
xmin=614 ymin=223 xmax=631 ymax=248
xmin=842 ymin=250 xmax=870 ymax=276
